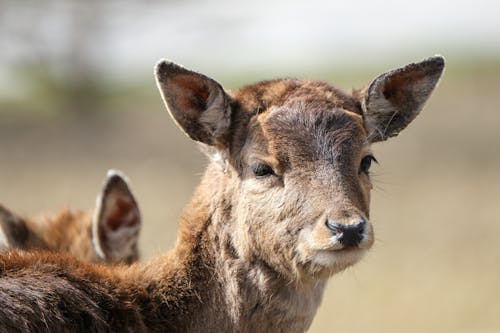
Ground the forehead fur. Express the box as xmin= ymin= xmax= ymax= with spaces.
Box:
xmin=263 ymin=106 xmax=365 ymax=167
xmin=233 ymin=79 xmax=361 ymax=115
xmin=230 ymin=79 xmax=366 ymax=168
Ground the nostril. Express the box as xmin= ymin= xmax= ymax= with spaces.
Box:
xmin=337 ymin=220 xmax=366 ymax=248
xmin=325 ymin=219 xmax=341 ymax=233
xmin=356 ymin=220 xmax=366 ymax=235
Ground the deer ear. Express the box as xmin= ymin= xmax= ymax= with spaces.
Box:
xmin=92 ymin=170 xmax=141 ymax=263
xmin=0 ymin=205 xmax=29 ymax=249
xmin=361 ymin=55 xmax=445 ymax=142
xmin=155 ymin=60 xmax=231 ymax=148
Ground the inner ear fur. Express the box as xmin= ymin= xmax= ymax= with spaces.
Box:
xmin=155 ymin=60 xmax=232 ymax=148
xmin=361 ymin=55 xmax=445 ymax=142
xmin=92 ymin=170 xmax=141 ymax=260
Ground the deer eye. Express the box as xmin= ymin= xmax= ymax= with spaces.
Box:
xmin=251 ymin=163 xmax=275 ymax=178
xmin=360 ymin=155 xmax=377 ymax=174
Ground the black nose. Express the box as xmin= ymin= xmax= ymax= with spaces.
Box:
xmin=326 ymin=220 xmax=366 ymax=247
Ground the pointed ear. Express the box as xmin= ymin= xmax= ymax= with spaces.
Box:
xmin=92 ymin=170 xmax=141 ymax=263
xmin=360 ymin=55 xmax=445 ymax=142
xmin=155 ymin=60 xmax=232 ymax=149
xmin=0 ymin=204 xmax=28 ymax=249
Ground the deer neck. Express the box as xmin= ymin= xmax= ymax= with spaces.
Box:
xmin=149 ymin=163 xmax=327 ymax=332
xmin=214 ymin=252 xmax=327 ymax=332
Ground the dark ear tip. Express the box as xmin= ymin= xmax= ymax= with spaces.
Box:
xmin=103 ymin=169 xmax=132 ymax=194
xmin=154 ymin=59 xmax=171 ymax=75
xmin=105 ymin=168 xmax=128 ymax=183
xmin=0 ymin=204 xmax=10 ymax=216
xmin=423 ymin=55 xmax=446 ymax=73
xmin=155 ymin=59 xmax=184 ymax=81
xmin=431 ymin=54 xmax=445 ymax=65
xmin=0 ymin=205 xmax=17 ymax=222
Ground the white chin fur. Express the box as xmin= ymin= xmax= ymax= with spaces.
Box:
xmin=312 ymin=248 xmax=366 ymax=268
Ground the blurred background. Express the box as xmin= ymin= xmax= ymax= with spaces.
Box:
xmin=1 ymin=0 xmax=499 ymax=332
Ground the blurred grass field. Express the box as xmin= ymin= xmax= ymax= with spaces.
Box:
xmin=1 ymin=63 xmax=499 ymax=333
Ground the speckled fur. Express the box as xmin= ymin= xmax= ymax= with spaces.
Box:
xmin=0 ymin=57 xmax=444 ymax=332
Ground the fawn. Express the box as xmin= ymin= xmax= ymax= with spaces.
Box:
xmin=0 ymin=170 xmax=141 ymax=264
xmin=0 ymin=56 xmax=444 ymax=332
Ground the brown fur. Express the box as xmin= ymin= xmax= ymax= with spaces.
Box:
xmin=0 ymin=56 xmax=444 ymax=332
xmin=0 ymin=207 xmax=101 ymax=262
xmin=0 ymin=171 xmax=141 ymax=264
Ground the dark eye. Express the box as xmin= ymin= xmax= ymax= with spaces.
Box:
xmin=360 ymin=155 xmax=377 ymax=174
xmin=251 ymin=163 xmax=275 ymax=178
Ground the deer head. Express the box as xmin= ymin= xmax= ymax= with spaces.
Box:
xmin=0 ymin=170 xmax=141 ymax=264
xmin=156 ymin=56 xmax=444 ymax=282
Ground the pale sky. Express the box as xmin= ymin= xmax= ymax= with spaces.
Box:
xmin=0 ymin=0 xmax=499 ymax=87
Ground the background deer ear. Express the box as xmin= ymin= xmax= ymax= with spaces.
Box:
xmin=155 ymin=60 xmax=231 ymax=149
xmin=361 ymin=56 xmax=445 ymax=142
xmin=0 ymin=205 xmax=29 ymax=249
xmin=92 ymin=170 xmax=141 ymax=263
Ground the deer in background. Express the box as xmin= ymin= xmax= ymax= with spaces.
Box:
xmin=0 ymin=56 xmax=444 ymax=332
xmin=0 ymin=170 xmax=141 ymax=264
